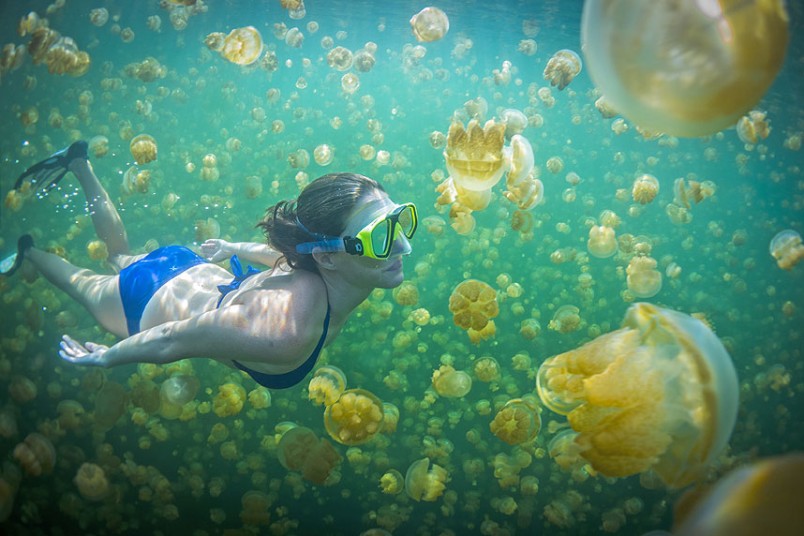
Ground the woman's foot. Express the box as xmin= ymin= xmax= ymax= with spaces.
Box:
xmin=0 ymin=235 xmax=34 ymax=277
xmin=13 ymin=140 xmax=89 ymax=194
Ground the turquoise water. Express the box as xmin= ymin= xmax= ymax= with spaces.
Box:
xmin=0 ymin=0 xmax=802 ymax=534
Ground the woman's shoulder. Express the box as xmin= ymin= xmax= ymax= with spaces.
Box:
xmin=244 ymin=268 xmax=328 ymax=323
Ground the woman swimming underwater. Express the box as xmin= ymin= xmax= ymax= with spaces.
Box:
xmin=2 ymin=141 xmax=417 ymax=389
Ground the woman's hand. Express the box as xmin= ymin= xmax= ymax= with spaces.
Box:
xmin=59 ymin=335 xmax=110 ymax=367
xmin=201 ymin=239 xmax=233 ymax=262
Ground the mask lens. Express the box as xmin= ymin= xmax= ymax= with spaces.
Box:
xmin=398 ymin=205 xmax=417 ymax=237
xmin=370 ymin=219 xmax=392 ymax=258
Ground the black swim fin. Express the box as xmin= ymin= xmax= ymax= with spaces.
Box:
xmin=0 ymin=234 xmax=34 ymax=277
xmin=13 ymin=140 xmax=88 ymax=194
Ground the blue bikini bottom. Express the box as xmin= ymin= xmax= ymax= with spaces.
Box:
xmin=118 ymin=246 xmax=207 ymax=336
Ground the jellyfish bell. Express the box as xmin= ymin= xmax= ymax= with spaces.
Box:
xmin=410 ymin=7 xmax=449 ymax=43
xmin=448 ymin=279 xmax=500 ymax=332
xmin=769 ymin=229 xmax=804 ymax=270
xmin=490 ymin=398 xmax=541 ymax=445
xmin=129 ymin=134 xmax=157 ymax=164
xmin=160 ymin=374 xmax=200 ymax=406
xmin=627 ymin=256 xmax=663 ymax=298
xmin=221 ymin=26 xmax=263 ymax=66
xmin=587 ymin=225 xmax=618 ymax=259
xmin=323 ymin=388 xmax=384 ymax=445
xmin=543 ymin=49 xmax=583 ymax=90
xmin=506 ymin=134 xmax=534 ymax=185
xmin=405 ymin=457 xmax=448 ymax=501
xmin=536 ymin=303 xmax=739 ymax=488
xmin=432 ymin=365 xmax=472 ymax=398
xmin=444 ymin=118 xmax=508 ymax=192
xmin=581 ymin=0 xmax=789 ymax=137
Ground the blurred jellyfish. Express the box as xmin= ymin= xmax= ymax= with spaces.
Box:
xmin=444 ymin=119 xmax=507 ymax=192
xmin=543 ymin=49 xmax=582 ymax=90
xmin=221 ymin=26 xmax=263 ymax=65
xmin=324 ymin=388 xmax=384 ymax=445
xmin=277 ymin=426 xmax=341 ymax=485
xmin=89 ymin=8 xmax=109 ymax=27
xmin=581 ymin=1 xmax=789 ymax=136
xmin=326 ymin=46 xmax=353 ymax=71
xmin=769 ymin=230 xmax=804 ymax=270
xmin=448 ymin=279 xmax=499 ymax=331
xmin=94 ymin=381 xmax=128 ymax=430
xmin=341 ymin=73 xmax=360 ymax=94
xmin=548 ymin=305 xmax=582 ymax=334
xmin=13 ymin=433 xmax=56 ymax=476
xmin=490 ymin=398 xmax=541 ymax=445
xmin=432 ymin=365 xmax=472 ymax=398
xmin=587 ymin=225 xmax=618 ymax=259
xmin=626 ymin=256 xmax=662 ymax=298
xmin=736 ymin=109 xmax=771 ymax=145
xmin=632 ymin=174 xmax=659 ymax=204
xmin=410 ymin=7 xmax=449 ymax=42
xmin=405 ymin=457 xmax=448 ymax=501
xmin=536 ymin=303 xmax=739 ymax=488
xmin=129 ymin=134 xmax=157 ymax=164
xmin=88 ymin=135 xmax=109 ymax=158
xmin=313 ymin=144 xmax=334 ymax=166
xmin=74 ymin=463 xmax=109 ymax=501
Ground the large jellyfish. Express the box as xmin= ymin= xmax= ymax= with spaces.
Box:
xmin=581 ymin=0 xmax=789 ymax=136
xmin=444 ymin=119 xmax=508 ymax=192
xmin=536 ymin=303 xmax=739 ymax=488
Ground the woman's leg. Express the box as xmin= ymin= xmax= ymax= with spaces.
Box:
xmin=25 ymin=247 xmax=128 ymax=337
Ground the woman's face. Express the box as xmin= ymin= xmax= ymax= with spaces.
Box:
xmin=331 ymin=190 xmax=412 ymax=289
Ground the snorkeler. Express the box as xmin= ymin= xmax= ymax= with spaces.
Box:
xmin=1 ymin=141 xmax=417 ymax=389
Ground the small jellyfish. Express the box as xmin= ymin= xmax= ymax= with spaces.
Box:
xmin=581 ymin=1 xmax=789 ymax=136
xmin=587 ymin=225 xmax=618 ymax=259
xmin=313 ymin=144 xmax=334 ymax=166
xmin=536 ymin=303 xmax=739 ymax=488
xmin=410 ymin=7 xmax=449 ymax=43
xmin=324 ymin=388 xmax=384 ymax=445
xmin=341 ymin=72 xmax=360 ymax=94
xmin=432 ymin=365 xmax=472 ymax=398
xmin=473 ymin=356 xmax=501 ymax=383
xmin=212 ymin=383 xmax=246 ymax=417
xmin=769 ymin=230 xmax=804 ymax=270
xmin=160 ymin=375 xmax=199 ymax=406
xmin=326 ymin=46 xmax=353 ymax=71
xmin=489 ymin=398 xmax=541 ymax=445
xmin=506 ymin=134 xmax=534 ymax=185
xmin=129 ymin=134 xmax=157 ymax=164
xmin=626 ymin=256 xmax=662 ymax=298
xmin=221 ymin=26 xmax=263 ymax=66
xmin=308 ymin=365 xmax=347 ymax=407
xmin=548 ymin=305 xmax=581 ymax=334
xmin=543 ymin=49 xmax=582 ymax=90
xmin=13 ymin=433 xmax=56 ymax=476
xmin=444 ymin=119 xmax=507 ymax=192
xmin=405 ymin=457 xmax=448 ymax=501
xmin=74 ymin=463 xmax=109 ymax=501
xmin=632 ymin=174 xmax=660 ymax=204
xmin=379 ymin=469 xmax=405 ymax=494
xmin=88 ymin=135 xmax=109 ymax=158
xmin=736 ymin=109 xmax=771 ymax=145
xmin=448 ymin=279 xmax=500 ymax=331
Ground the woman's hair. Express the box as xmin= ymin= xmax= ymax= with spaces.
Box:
xmin=257 ymin=173 xmax=385 ymax=273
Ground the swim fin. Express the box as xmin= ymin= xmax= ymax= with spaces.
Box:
xmin=13 ymin=140 xmax=88 ymax=194
xmin=0 ymin=235 xmax=34 ymax=277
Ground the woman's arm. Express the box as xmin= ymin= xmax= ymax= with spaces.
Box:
xmin=201 ymin=239 xmax=282 ymax=268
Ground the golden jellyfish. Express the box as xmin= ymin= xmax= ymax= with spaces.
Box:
xmin=392 ymin=281 xmax=419 ymax=306
xmin=490 ymin=398 xmax=541 ymax=445
xmin=455 ymin=183 xmax=491 ymax=211
xmin=326 ymin=46 xmax=353 ymax=70
xmin=632 ymin=174 xmax=660 ymax=204
xmin=160 ymin=374 xmax=199 ymax=407
xmin=88 ymin=135 xmax=109 ymax=158
xmin=548 ymin=429 xmax=586 ymax=472
xmin=221 ymin=26 xmax=263 ymax=66
xmin=672 ymin=453 xmax=804 ymax=536
xmin=444 ymin=119 xmax=507 ymax=192
xmin=448 ymin=279 xmax=499 ymax=331
xmin=506 ymin=134 xmax=534 ymax=185
xmin=94 ymin=381 xmax=129 ymax=430
xmin=277 ymin=426 xmax=342 ymax=485
xmin=627 ymin=255 xmax=663 ymax=298
xmin=213 ymin=383 xmax=246 ymax=417
xmin=129 ymin=134 xmax=157 ymax=165
xmin=548 ymin=305 xmax=582 ymax=334
xmin=545 ymin=156 xmax=564 ymax=174
xmin=432 ymin=365 xmax=473 ymax=398
xmin=410 ymin=7 xmax=450 ymax=43
xmin=313 ymin=144 xmax=334 ymax=166
xmin=341 ymin=72 xmax=360 ymax=94
xmin=308 ymin=365 xmax=347 ymax=407
xmin=353 ymin=49 xmax=376 ymax=72
xmin=0 ymin=464 xmax=21 ymax=523
xmin=205 ymin=32 xmax=225 ymax=52
xmin=587 ymin=225 xmax=618 ymax=259
xmin=543 ymin=49 xmax=582 ymax=90
xmin=240 ymin=490 xmax=271 ymax=526
xmin=86 ymin=240 xmax=108 ymax=261
xmin=13 ymin=433 xmax=56 ymax=476
xmin=473 ymin=356 xmax=501 ymax=383
xmin=379 ymin=469 xmax=404 ymax=494
xmin=736 ymin=109 xmax=771 ymax=145
xmin=769 ymin=230 xmax=804 ymax=270
xmin=74 ymin=463 xmax=109 ymax=501
xmin=324 ymin=388 xmax=384 ymax=445
xmin=536 ymin=303 xmax=739 ymax=488
xmin=405 ymin=457 xmax=449 ymax=501
xmin=500 ymin=108 xmax=528 ymax=138
xmin=581 ymin=1 xmax=789 ymax=137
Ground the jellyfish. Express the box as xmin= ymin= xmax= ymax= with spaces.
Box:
xmin=500 ymin=108 xmax=528 ymax=138
xmin=221 ymin=26 xmax=263 ymax=66
xmin=88 ymin=135 xmax=109 ymax=158
xmin=160 ymin=375 xmax=199 ymax=406
xmin=548 ymin=305 xmax=582 ymax=334
xmin=506 ymin=134 xmax=534 ymax=185
xmin=581 ymin=1 xmax=789 ymax=137
xmin=277 ymin=426 xmax=342 ymax=485
xmin=769 ymin=230 xmax=804 ymax=270
xmin=213 ymin=383 xmax=246 ymax=417
xmin=13 ymin=433 xmax=56 ymax=476
xmin=448 ymin=279 xmax=500 ymax=331
xmin=444 ymin=119 xmax=508 ymax=192
xmin=341 ymin=73 xmax=360 ymax=94
xmin=632 ymin=174 xmax=660 ymax=204
xmin=405 ymin=457 xmax=449 ymax=501
xmin=326 ymin=46 xmax=353 ymax=70
xmin=308 ymin=365 xmax=347 ymax=407
xmin=129 ymin=134 xmax=157 ymax=164
xmin=536 ymin=303 xmax=739 ymax=488
xmin=587 ymin=225 xmax=618 ymax=259
xmin=74 ymin=462 xmax=109 ymax=501
xmin=543 ymin=49 xmax=582 ymax=90
xmin=410 ymin=7 xmax=449 ymax=42
xmin=379 ymin=469 xmax=404 ymax=494
xmin=672 ymin=453 xmax=804 ymax=535
xmin=432 ymin=365 xmax=473 ymax=398
xmin=548 ymin=429 xmax=587 ymax=472
xmin=736 ymin=109 xmax=771 ymax=145
xmin=627 ymin=256 xmax=662 ymax=298
xmin=314 ymin=144 xmax=334 ymax=166
xmin=473 ymin=356 xmax=501 ymax=383
xmin=240 ymin=490 xmax=271 ymax=526
xmin=324 ymin=388 xmax=384 ymax=445
xmin=94 ymin=381 xmax=129 ymax=430
xmin=490 ymin=398 xmax=541 ymax=445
